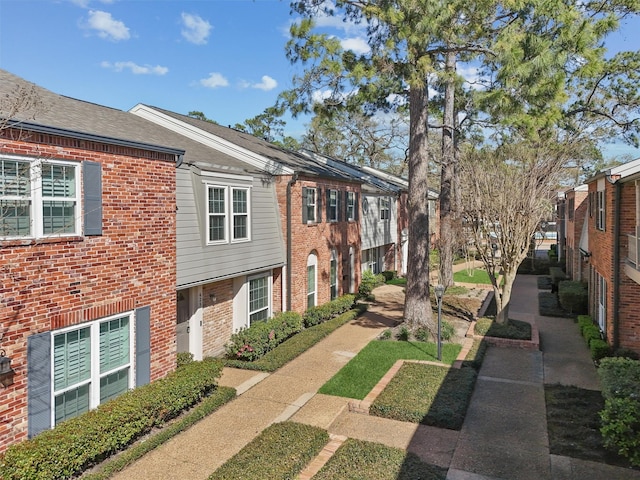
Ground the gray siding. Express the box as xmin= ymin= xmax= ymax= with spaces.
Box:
xmin=361 ymin=194 xmax=397 ymax=250
xmin=176 ymin=167 xmax=285 ymax=288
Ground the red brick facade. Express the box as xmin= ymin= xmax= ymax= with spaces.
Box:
xmin=276 ymin=175 xmax=361 ymax=313
xmin=0 ymin=134 xmax=177 ymax=451
xmin=564 ymin=189 xmax=588 ymax=281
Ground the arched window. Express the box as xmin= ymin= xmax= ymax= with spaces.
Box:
xmin=307 ymin=252 xmax=317 ymax=308
xmin=330 ymin=249 xmax=338 ymax=300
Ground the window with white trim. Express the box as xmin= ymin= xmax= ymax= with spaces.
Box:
xmin=330 ymin=249 xmax=338 ymax=300
xmin=328 ymin=189 xmax=339 ymax=222
xmin=249 ymin=274 xmax=270 ymax=324
xmin=307 ymin=252 xmax=317 ymax=308
xmin=596 ymin=190 xmax=605 ymax=231
xmin=52 ymin=312 xmax=134 ymax=425
xmin=1 ymin=157 xmax=80 ymax=239
xmin=302 ymin=187 xmax=320 ymax=223
xmin=380 ymin=197 xmax=390 ymax=220
xmin=206 ymin=185 xmax=251 ymax=244
xmin=346 ymin=192 xmax=356 ymax=221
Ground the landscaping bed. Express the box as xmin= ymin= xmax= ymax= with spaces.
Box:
xmin=370 ymin=362 xmax=477 ymax=430
xmin=474 ymin=317 xmax=532 ymax=340
xmin=314 ymin=438 xmax=447 ymax=480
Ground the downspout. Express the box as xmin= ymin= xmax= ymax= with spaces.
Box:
xmin=612 ymin=181 xmax=621 ymax=349
xmin=286 ymin=172 xmax=299 ymax=312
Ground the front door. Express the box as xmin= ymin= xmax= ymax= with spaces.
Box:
xmin=176 ymin=290 xmax=190 ymax=354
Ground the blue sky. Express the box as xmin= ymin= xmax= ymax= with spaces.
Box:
xmin=0 ymin=0 xmax=638 ymax=160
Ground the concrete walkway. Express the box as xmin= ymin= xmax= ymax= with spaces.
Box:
xmin=112 ymin=274 xmax=640 ymax=480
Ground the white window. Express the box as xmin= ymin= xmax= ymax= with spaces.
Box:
xmin=596 ymin=190 xmax=605 ymax=231
xmin=380 ymin=197 xmax=391 ymax=220
xmin=307 ymin=252 xmax=317 ymax=308
xmin=598 ymin=273 xmax=606 ymax=333
xmin=303 ymin=187 xmax=318 ymax=223
xmin=52 ymin=313 xmax=134 ymax=425
xmin=362 ymin=247 xmax=380 ymax=274
xmin=328 ymin=189 xmax=339 ymax=222
xmin=330 ymin=249 xmax=338 ymax=300
xmin=249 ymin=274 xmax=270 ymax=324
xmin=1 ymin=156 xmax=80 ymax=239
xmin=206 ymin=185 xmax=251 ymax=244
xmin=346 ymin=192 xmax=356 ymax=221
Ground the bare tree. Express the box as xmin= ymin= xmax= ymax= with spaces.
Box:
xmin=460 ymin=140 xmax=574 ymax=323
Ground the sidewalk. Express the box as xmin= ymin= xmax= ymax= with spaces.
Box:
xmin=112 ymin=275 xmax=640 ymax=480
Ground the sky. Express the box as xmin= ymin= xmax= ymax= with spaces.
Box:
xmin=0 ymin=0 xmax=639 ymax=160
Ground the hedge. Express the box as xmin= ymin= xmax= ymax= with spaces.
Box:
xmin=598 ymin=357 xmax=640 ymax=466
xmin=0 ymin=358 xmax=224 ymax=480
xmin=558 ymin=280 xmax=588 ymax=314
xmin=589 ymin=339 xmax=611 ymax=362
xmin=303 ymin=294 xmax=356 ymax=327
xmin=549 ymin=266 xmax=566 ymax=291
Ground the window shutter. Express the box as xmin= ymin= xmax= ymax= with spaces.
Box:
xmin=355 ymin=193 xmax=359 ymax=221
xmin=135 ymin=306 xmax=151 ymax=387
xmin=28 ymin=332 xmax=52 ymax=438
xmin=317 ymin=188 xmax=322 ymax=222
xmin=326 ymin=189 xmax=331 ymax=220
xmin=337 ymin=191 xmax=342 ymax=222
xmin=302 ymin=187 xmax=308 ymax=224
xmin=83 ymin=161 xmax=102 ymax=235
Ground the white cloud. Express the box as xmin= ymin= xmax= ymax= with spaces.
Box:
xmin=101 ymin=61 xmax=168 ymax=75
xmin=200 ymin=72 xmax=229 ymax=88
xmin=240 ymin=75 xmax=278 ymax=92
xmin=458 ymin=65 xmax=484 ymax=90
xmin=340 ymin=37 xmax=370 ymax=55
xmin=87 ymin=10 xmax=130 ymax=41
xmin=181 ymin=13 xmax=212 ymax=45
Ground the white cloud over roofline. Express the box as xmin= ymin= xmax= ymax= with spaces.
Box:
xmin=86 ymin=10 xmax=130 ymax=41
xmin=181 ymin=13 xmax=212 ymax=45
xmin=200 ymin=72 xmax=229 ymax=88
xmin=101 ymin=61 xmax=168 ymax=75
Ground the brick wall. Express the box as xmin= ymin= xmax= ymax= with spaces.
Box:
xmin=276 ymin=175 xmax=361 ymax=313
xmin=201 ymin=279 xmax=234 ymax=357
xmin=0 ymin=137 xmax=176 ymax=451
xmin=565 ymin=190 xmax=588 ymax=281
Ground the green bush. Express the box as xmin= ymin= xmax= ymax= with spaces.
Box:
xmin=382 ymin=270 xmax=397 ymax=282
xmin=225 ymin=311 xmax=303 ymax=361
xmin=558 ymin=281 xmax=588 ymax=314
xmin=589 ymin=339 xmax=611 ymax=362
xmin=582 ymin=324 xmax=601 ymax=346
xmin=177 ymin=351 xmax=194 ymax=368
xmin=598 ymin=357 xmax=640 ymax=466
xmin=441 ymin=320 xmax=455 ymax=341
xmin=358 ymin=270 xmax=385 ymax=297
xmin=303 ymin=294 xmax=356 ymax=327
xmin=0 ymin=358 xmax=224 ymax=480
xmin=577 ymin=315 xmax=593 ymax=332
xmin=613 ymin=348 xmax=640 ymax=360
xmin=549 ymin=266 xmax=566 ymax=289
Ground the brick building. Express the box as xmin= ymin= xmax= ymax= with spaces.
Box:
xmin=0 ymin=70 xmax=182 ymax=451
xmin=583 ymin=158 xmax=640 ymax=356
xmin=561 ymin=184 xmax=589 ymax=281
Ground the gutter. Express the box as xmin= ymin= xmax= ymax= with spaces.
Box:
xmin=286 ymin=172 xmax=299 ymax=311
xmin=612 ymin=181 xmax=621 ymax=349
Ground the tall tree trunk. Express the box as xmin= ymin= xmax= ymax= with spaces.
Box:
xmin=495 ymin=268 xmax=516 ymax=324
xmin=439 ymin=50 xmax=457 ymax=288
xmin=404 ymin=84 xmax=434 ymax=331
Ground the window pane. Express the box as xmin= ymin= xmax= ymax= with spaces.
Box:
xmin=0 ymin=200 xmax=31 ymax=236
xmin=100 ymin=368 xmax=129 ymax=404
xmin=250 ymin=308 xmax=269 ymax=324
xmin=208 ymin=188 xmax=225 ymax=214
xmin=307 ymin=265 xmax=315 ymax=308
xmin=0 ymin=159 xmax=30 ymax=196
xmin=42 ymin=200 xmax=76 ymax=234
xmin=306 ymin=189 xmax=315 ymax=222
xmin=42 ymin=164 xmax=75 ymax=198
xmin=249 ymin=277 xmax=268 ymax=312
xmin=55 ymin=384 xmax=89 ymax=424
xmin=99 ymin=316 xmax=130 ymax=373
xmin=233 ymin=189 xmax=247 ymax=214
xmin=54 ymin=327 xmax=91 ymax=391
xmin=209 ymin=215 xmax=225 ymax=241
xmin=234 ymin=215 xmax=247 ymax=239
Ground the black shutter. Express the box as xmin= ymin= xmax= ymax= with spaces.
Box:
xmin=317 ymin=187 xmax=322 ymax=223
xmin=337 ymin=190 xmax=342 ymax=222
xmin=355 ymin=193 xmax=359 ymax=221
xmin=302 ymin=187 xmax=308 ymax=223
xmin=326 ymin=189 xmax=331 ymax=221
xmin=83 ymin=161 xmax=102 ymax=235
xmin=28 ymin=332 xmax=52 ymax=438
xmin=135 ymin=306 xmax=151 ymax=386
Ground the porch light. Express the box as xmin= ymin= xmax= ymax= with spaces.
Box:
xmin=0 ymin=349 xmax=15 ymax=387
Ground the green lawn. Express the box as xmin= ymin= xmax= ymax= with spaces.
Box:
xmin=319 ymin=340 xmax=461 ymax=400
xmin=453 ymin=268 xmax=492 ymax=284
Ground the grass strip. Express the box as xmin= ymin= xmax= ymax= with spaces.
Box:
xmin=474 ymin=317 xmax=531 ymax=340
xmin=319 ymin=340 xmax=461 ymax=400
xmin=208 ymin=422 xmax=328 ymax=480
xmin=224 ymin=306 xmax=365 ymax=372
xmin=314 ymin=438 xmax=447 ymax=480
xmin=370 ymin=363 xmax=477 ymax=430
xmin=82 ymin=386 xmax=236 ymax=480
xmin=453 ymin=268 xmax=492 ymax=285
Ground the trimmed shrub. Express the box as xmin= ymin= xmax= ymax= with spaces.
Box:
xmin=582 ymin=324 xmax=601 ymax=346
xmin=0 ymin=358 xmax=224 ymax=480
xmin=549 ymin=267 xmax=566 ymax=291
xmin=177 ymin=352 xmax=194 ymax=368
xmin=589 ymin=339 xmax=611 ymax=362
xmin=558 ymin=281 xmax=588 ymax=314
xmin=577 ymin=315 xmax=593 ymax=333
xmin=441 ymin=320 xmax=455 ymax=341
xmin=382 ymin=270 xmax=397 ymax=282
xmin=613 ymin=348 xmax=640 ymax=360
xmin=598 ymin=357 xmax=640 ymax=466
xmin=303 ymin=294 xmax=356 ymax=327
xmin=225 ymin=311 xmax=303 ymax=361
